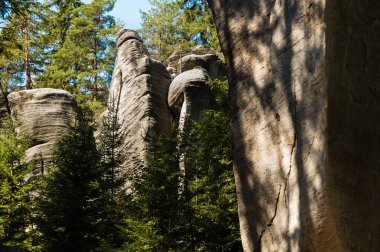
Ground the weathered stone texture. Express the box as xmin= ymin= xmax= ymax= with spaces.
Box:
xmin=177 ymin=54 xmax=225 ymax=79
xmin=8 ymin=88 xmax=78 ymax=165
xmin=166 ymin=45 xmax=225 ymax=79
xmin=168 ymin=68 xmax=214 ymax=129
xmin=109 ymin=29 xmax=172 ymax=172
xmin=208 ymin=0 xmax=380 ymax=251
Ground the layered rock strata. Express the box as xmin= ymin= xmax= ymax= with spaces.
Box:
xmin=109 ymin=28 xmax=172 ymax=172
xmin=8 ymin=88 xmax=78 ymax=168
xmin=168 ymin=67 xmax=214 ymax=130
xmin=166 ymin=45 xmax=225 ymax=79
xmin=208 ymin=0 xmax=380 ymax=251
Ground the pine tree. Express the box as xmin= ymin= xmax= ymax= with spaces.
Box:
xmin=0 ymin=120 xmax=37 ymax=250
xmin=140 ymin=0 xmax=188 ymax=61
xmin=35 ymin=115 xmax=102 ymax=252
xmin=120 ymin=130 xmax=184 ymax=251
xmin=96 ymin=98 xmax=127 ymax=250
xmin=36 ymin=0 xmax=119 ymax=103
xmin=121 ymin=80 xmax=241 ymax=251
xmin=140 ymin=0 xmax=220 ymax=61
xmin=0 ymin=0 xmax=44 ymax=90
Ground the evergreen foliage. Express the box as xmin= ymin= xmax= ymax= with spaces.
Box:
xmin=36 ymin=0 xmax=118 ymax=103
xmin=0 ymin=120 xmax=37 ymax=251
xmin=0 ymin=0 xmax=119 ymax=107
xmin=140 ymin=0 xmax=220 ymax=61
xmin=0 ymin=0 xmax=44 ymax=90
xmin=0 ymin=2 xmax=242 ymax=251
xmin=96 ymin=98 xmax=127 ymax=250
xmin=34 ymin=113 xmax=102 ymax=251
xmin=121 ymin=79 xmax=242 ymax=251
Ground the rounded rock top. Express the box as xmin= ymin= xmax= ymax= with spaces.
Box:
xmin=116 ymin=28 xmax=142 ymax=47
xmin=8 ymin=88 xmax=74 ymax=101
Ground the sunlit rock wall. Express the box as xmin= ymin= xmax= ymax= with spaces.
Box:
xmin=208 ymin=0 xmax=380 ymax=251
xmin=8 ymin=88 xmax=78 ymax=168
xmin=109 ymin=29 xmax=172 ymax=173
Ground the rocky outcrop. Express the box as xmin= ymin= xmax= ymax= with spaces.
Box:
xmin=168 ymin=67 xmax=214 ymax=129
xmin=166 ymin=46 xmax=225 ymax=128
xmin=109 ymin=28 xmax=172 ymax=172
xmin=166 ymin=45 xmax=225 ymax=79
xmin=208 ymin=0 xmax=380 ymax=251
xmin=8 ymin=88 xmax=78 ymax=167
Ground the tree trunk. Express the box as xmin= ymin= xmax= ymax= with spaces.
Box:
xmin=93 ymin=38 xmax=98 ymax=98
xmin=23 ymin=14 xmax=32 ymax=90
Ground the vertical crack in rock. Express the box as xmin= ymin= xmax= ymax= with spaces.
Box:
xmin=257 ymin=185 xmax=282 ymax=252
xmin=284 ymin=82 xmax=298 ymax=207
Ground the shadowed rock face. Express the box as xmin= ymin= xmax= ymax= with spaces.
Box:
xmin=208 ymin=0 xmax=380 ymax=251
xmin=8 ymin=88 xmax=78 ymax=167
xmin=109 ymin=28 xmax=172 ymax=172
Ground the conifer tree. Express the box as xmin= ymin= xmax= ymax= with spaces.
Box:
xmin=35 ymin=114 xmax=102 ymax=252
xmin=0 ymin=120 xmax=37 ymax=250
xmin=36 ymin=0 xmax=118 ymax=102
xmin=0 ymin=0 xmax=44 ymax=90
xmin=121 ymin=80 xmax=241 ymax=251
xmin=140 ymin=0 xmax=220 ymax=61
xmin=96 ymin=98 xmax=127 ymax=250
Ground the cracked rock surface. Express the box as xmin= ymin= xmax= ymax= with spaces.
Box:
xmin=208 ymin=0 xmax=380 ymax=251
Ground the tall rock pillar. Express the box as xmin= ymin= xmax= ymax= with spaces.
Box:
xmin=109 ymin=29 xmax=172 ymax=172
xmin=207 ymin=0 xmax=380 ymax=251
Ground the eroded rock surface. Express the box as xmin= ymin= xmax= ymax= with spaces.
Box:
xmin=8 ymin=88 xmax=78 ymax=166
xmin=109 ymin=28 xmax=172 ymax=172
xmin=166 ymin=45 xmax=225 ymax=79
xmin=208 ymin=0 xmax=380 ymax=251
xmin=168 ymin=67 xmax=214 ymax=129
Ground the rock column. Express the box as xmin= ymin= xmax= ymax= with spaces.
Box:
xmin=207 ymin=0 xmax=380 ymax=251
xmin=109 ymin=29 xmax=172 ymax=172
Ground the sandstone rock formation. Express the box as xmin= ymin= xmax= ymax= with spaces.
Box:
xmin=109 ymin=28 xmax=172 ymax=172
xmin=8 ymin=88 xmax=78 ymax=168
xmin=168 ymin=67 xmax=214 ymax=129
xmin=208 ymin=0 xmax=380 ymax=251
xmin=166 ymin=46 xmax=225 ymax=128
xmin=166 ymin=45 xmax=225 ymax=79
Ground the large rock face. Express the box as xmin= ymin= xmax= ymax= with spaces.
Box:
xmin=8 ymin=88 xmax=78 ymax=167
xmin=208 ymin=0 xmax=380 ymax=251
xmin=109 ymin=29 xmax=172 ymax=172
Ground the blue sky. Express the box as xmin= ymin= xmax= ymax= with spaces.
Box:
xmin=83 ymin=0 xmax=151 ymax=29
